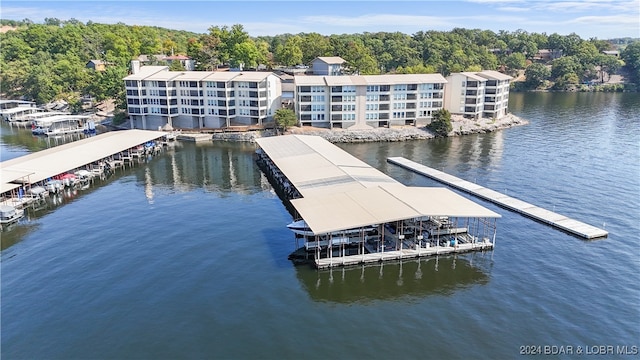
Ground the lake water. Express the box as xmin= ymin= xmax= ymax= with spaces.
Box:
xmin=1 ymin=92 xmax=639 ymax=359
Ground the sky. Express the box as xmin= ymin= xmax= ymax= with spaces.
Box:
xmin=1 ymin=0 xmax=638 ymax=39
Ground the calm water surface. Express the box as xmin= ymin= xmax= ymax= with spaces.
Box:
xmin=1 ymin=92 xmax=639 ymax=359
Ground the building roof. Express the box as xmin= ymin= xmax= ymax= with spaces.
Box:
xmin=123 ymin=66 xmax=169 ymax=81
xmin=453 ymin=72 xmax=488 ymax=82
xmin=165 ymin=55 xmax=190 ymax=60
xmin=314 ymin=56 xmax=346 ymax=65
xmin=124 ymin=66 xmax=273 ymax=83
xmin=362 ymin=73 xmax=447 ymax=85
xmin=477 ymin=70 xmax=513 ymax=81
xmin=294 ymin=73 xmax=447 ymax=87
xmin=256 ymin=135 xmax=500 ymax=235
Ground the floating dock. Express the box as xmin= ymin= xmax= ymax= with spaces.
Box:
xmin=387 ymin=157 xmax=608 ymax=239
xmin=1 ymin=130 xmax=167 ymax=208
xmin=256 ymin=135 xmax=501 ymax=269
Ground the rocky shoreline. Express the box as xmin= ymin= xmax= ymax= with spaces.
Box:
xmin=211 ymin=113 xmax=528 ymax=143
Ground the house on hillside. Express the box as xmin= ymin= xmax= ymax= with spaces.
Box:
xmin=311 ymin=57 xmax=346 ymax=76
xmin=533 ymin=49 xmax=563 ymax=62
xmin=86 ymin=60 xmax=107 ymax=71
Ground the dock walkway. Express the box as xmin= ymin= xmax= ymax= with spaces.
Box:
xmin=1 ymin=130 xmax=166 ymax=195
xmin=388 ymin=157 xmax=608 ymax=239
xmin=315 ymin=241 xmax=494 ymax=269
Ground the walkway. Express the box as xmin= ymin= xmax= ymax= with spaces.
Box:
xmin=1 ymin=130 xmax=166 ymax=192
xmin=387 ymin=157 xmax=608 ymax=239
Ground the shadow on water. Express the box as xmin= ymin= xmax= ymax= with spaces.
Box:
xmin=295 ymin=253 xmax=493 ymax=304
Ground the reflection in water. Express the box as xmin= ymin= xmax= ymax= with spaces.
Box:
xmin=0 ymin=122 xmax=95 ymax=161
xmin=142 ymin=142 xmax=270 ymax=194
xmin=339 ymin=130 xmax=505 ymax=182
xmin=296 ymin=253 xmax=492 ymax=303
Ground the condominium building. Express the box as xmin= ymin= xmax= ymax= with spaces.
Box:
xmin=123 ymin=64 xmax=281 ymax=130
xmin=444 ymin=70 xmax=512 ymax=120
xmin=294 ymin=74 xmax=447 ymax=129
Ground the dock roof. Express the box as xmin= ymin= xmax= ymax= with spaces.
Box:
xmin=256 ymin=135 xmax=499 ymax=235
xmin=1 ymin=130 xmax=166 ymax=186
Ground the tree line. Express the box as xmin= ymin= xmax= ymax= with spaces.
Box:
xmin=1 ymin=18 xmax=638 ymax=112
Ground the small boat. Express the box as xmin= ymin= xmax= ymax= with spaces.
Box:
xmin=287 ymin=220 xmax=376 ymax=237
xmin=45 ymin=179 xmax=64 ymax=194
xmin=28 ymin=186 xmax=49 ymax=199
xmin=0 ymin=204 xmax=25 ymax=227
xmin=59 ymin=173 xmax=78 ymax=187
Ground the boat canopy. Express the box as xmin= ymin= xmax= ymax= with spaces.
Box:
xmin=257 ymin=135 xmax=500 ymax=236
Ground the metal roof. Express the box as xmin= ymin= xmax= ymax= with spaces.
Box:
xmin=256 ymin=135 xmax=500 ymax=235
xmin=1 ymin=130 xmax=166 ymax=187
xmin=294 ymin=73 xmax=447 ymax=87
xmin=123 ymin=66 xmax=169 ymax=81
xmin=477 ymin=70 xmax=513 ymax=81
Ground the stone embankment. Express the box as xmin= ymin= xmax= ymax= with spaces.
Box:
xmin=211 ymin=113 xmax=528 ymax=143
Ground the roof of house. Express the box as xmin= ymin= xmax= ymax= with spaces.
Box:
xmin=313 ymin=56 xmax=347 ymax=65
xmin=165 ymin=55 xmax=191 ymax=60
xmin=87 ymin=60 xmax=105 ymax=65
xmin=256 ymin=135 xmax=499 ymax=235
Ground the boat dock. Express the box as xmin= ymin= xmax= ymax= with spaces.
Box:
xmin=1 ymin=130 xmax=167 ymax=209
xmin=256 ymin=135 xmax=501 ymax=269
xmin=387 ymin=157 xmax=608 ymax=239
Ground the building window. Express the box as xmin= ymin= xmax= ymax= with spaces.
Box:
xmin=393 ymin=111 xmax=406 ymax=119
xmin=393 ymin=84 xmax=407 ymax=91
xmin=393 ymin=102 xmax=406 ymax=110
xmin=393 ymin=93 xmax=407 ymax=101
xmin=366 ymin=85 xmax=379 ymax=92
xmin=311 ymin=86 xmax=325 ymax=93
xmin=311 ymin=113 xmax=325 ymax=121
xmin=366 ymin=94 xmax=379 ymax=102
xmin=311 ymin=95 xmax=325 ymax=102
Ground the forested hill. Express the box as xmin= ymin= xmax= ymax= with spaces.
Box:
xmin=1 ymin=18 xmax=639 ymax=113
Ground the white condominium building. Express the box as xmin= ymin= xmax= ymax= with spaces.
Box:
xmin=294 ymin=74 xmax=447 ymax=129
xmin=123 ymin=65 xmax=281 ymax=130
xmin=444 ymin=70 xmax=512 ymax=120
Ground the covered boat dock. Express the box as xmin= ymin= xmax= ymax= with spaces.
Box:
xmin=255 ymin=135 xmax=501 ymax=269
xmin=1 ymin=130 xmax=166 ymax=208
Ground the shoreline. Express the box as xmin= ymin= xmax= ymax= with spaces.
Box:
xmin=211 ymin=113 xmax=529 ymax=143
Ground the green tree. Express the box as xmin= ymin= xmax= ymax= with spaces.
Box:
xmin=300 ymin=32 xmax=333 ymax=64
xmin=274 ymin=108 xmax=297 ymax=132
xmin=551 ymin=56 xmax=581 ymax=81
xmin=427 ymin=109 xmax=452 ymax=136
xmin=621 ymin=42 xmax=640 ymax=83
xmin=595 ymin=54 xmax=621 ymax=83
xmin=525 ymin=63 xmax=550 ymax=88
xmin=504 ymin=52 xmax=526 ymax=75
xmin=274 ymin=35 xmax=303 ymax=66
